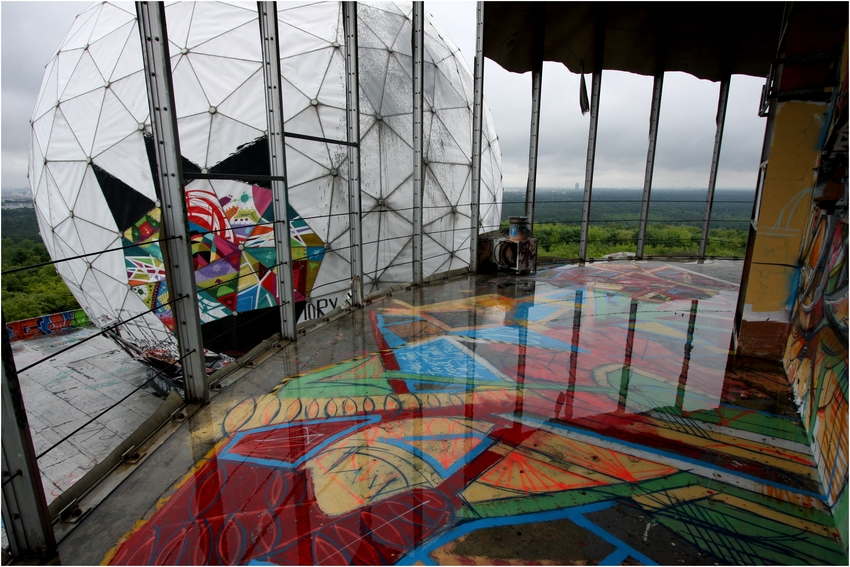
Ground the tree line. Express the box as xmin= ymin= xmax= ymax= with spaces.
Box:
xmin=2 ymin=208 xmax=80 ymax=321
xmin=501 ymin=188 xmax=752 ymax=257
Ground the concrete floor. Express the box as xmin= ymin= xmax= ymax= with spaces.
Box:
xmin=54 ymin=260 xmax=846 ymax=565
xmin=10 ymin=328 xmax=162 ymax=505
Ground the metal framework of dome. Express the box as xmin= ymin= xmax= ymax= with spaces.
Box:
xmin=29 ymin=1 xmax=503 ymax=357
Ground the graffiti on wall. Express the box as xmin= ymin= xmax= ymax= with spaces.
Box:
xmin=6 ymin=308 xmax=91 ymax=342
xmin=784 ymin=208 xmax=848 ymax=511
xmin=106 ymin=262 xmax=846 ymax=565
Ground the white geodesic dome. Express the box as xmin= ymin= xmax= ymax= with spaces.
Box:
xmin=29 ymin=1 xmax=502 ymax=354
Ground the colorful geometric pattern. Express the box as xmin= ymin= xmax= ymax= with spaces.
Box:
xmin=107 ymin=262 xmax=847 ymax=566
xmin=121 ymin=183 xmax=324 ymax=328
xmin=784 ymin=204 xmax=848 ymax=543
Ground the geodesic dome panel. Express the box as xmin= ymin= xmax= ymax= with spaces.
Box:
xmin=29 ymin=1 xmax=502 ymax=356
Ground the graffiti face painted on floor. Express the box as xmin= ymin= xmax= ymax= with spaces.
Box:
xmin=107 ymin=262 xmax=846 ymax=565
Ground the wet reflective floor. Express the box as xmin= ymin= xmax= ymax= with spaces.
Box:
xmin=87 ymin=261 xmax=845 ymax=565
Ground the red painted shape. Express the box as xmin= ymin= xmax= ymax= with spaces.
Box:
xmin=370 ymin=310 xmax=400 ymax=371
xmin=217 ymin=292 xmax=238 ymax=312
xmin=388 ymin=379 xmax=411 ymax=394
xmin=229 ymin=418 xmax=372 ymax=464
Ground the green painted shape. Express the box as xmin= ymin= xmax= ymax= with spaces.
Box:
xmin=261 ymin=205 xmax=275 ymax=222
xmin=278 ymin=356 xmax=395 ymax=399
xmin=667 ymin=405 xmax=809 ymax=445
xmin=71 ymin=309 xmax=90 ymax=327
xmin=632 ymin=471 xmax=835 ymax=527
xmin=654 ymin=499 xmax=845 ymax=565
xmin=468 ymin=480 xmax=647 ymax=519
xmin=468 ymin=470 xmax=839 ymax=538
xmin=246 ymin=247 xmax=276 ymax=268
xmin=256 ymin=287 xmax=277 ymax=310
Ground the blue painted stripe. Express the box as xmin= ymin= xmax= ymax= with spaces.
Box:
xmin=398 ymin=502 xmax=655 ymax=566
xmin=599 ymin=548 xmax=631 ymax=566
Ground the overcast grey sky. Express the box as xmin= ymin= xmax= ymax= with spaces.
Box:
xmin=1 ymin=1 xmax=767 ymax=191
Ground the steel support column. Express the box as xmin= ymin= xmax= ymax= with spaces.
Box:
xmin=1 ymin=316 xmax=56 ymax=560
xmin=469 ymin=1 xmax=485 ymax=272
xmin=343 ymin=1 xmax=364 ymax=305
xmin=258 ymin=2 xmax=297 ymax=340
xmin=412 ymin=2 xmax=425 ymax=285
xmin=579 ymin=70 xmax=602 ymax=261
xmin=137 ymin=1 xmax=208 ymax=403
xmin=699 ymin=75 xmax=731 ymax=258
xmin=636 ymin=73 xmax=664 ymax=258
xmin=525 ymin=59 xmax=543 ymax=229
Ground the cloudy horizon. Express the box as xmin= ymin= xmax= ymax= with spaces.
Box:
xmin=2 ymin=1 xmax=767 ymax=192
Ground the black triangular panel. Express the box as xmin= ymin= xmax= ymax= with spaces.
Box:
xmin=92 ymin=164 xmax=157 ymax=232
xmin=142 ymin=132 xmax=202 ymax=191
xmin=142 ymin=133 xmax=161 ymax=200
xmin=209 ymin=136 xmax=271 ymax=188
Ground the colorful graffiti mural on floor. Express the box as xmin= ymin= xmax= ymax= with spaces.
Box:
xmin=106 ymin=262 xmax=847 ymax=565
xmin=5 ymin=308 xmax=91 ymax=342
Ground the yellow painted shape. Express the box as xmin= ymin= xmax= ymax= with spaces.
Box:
xmin=710 ymin=493 xmax=841 ymax=540
xmin=638 ymin=414 xmax=816 ymax=475
xmin=752 ymin=101 xmax=825 ymax=266
xmin=462 ymin=481 xmax=527 ymax=504
xmin=410 ymin=437 xmax=487 ymax=470
xmin=225 ymin=391 xmax=480 ymax=433
xmin=633 ymin=321 xmax=689 ymax=340
xmin=519 ymin=430 xmax=677 ymax=482
xmin=743 ymin=264 xmax=799 ymax=314
xmin=632 ymin=485 xmax=715 ymax=510
xmin=306 ymin=441 xmax=438 ymax=516
xmin=369 ymin=416 xmax=494 ymax=441
xmin=512 ymin=444 xmax=619 ymax=486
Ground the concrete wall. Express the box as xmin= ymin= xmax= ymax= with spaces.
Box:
xmin=738 ymin=101 xmax=825 ymax=358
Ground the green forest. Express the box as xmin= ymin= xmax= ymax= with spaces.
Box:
xmin=501 ymin=188 xmax=753 ymax=258
xmin=2 ymin=208 xmax=80 ymax=321
xmin=1 ymin=187 xmax=753 ymax=322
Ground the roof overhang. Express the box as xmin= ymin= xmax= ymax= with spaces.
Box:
xmin=483 ymin=1 xmax=788 ymax=81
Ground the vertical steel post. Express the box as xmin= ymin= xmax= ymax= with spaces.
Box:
xmin=617 ymin=299 xmax=639 ymax=414
xmin=636 ymin=73 xmax=664 ymax=258
xmin=258 ymin=2 xmax=297 ymax=340
xmin=525 ymin=59 xmax=543 ymax=229
xmin=562 ymin=288 xmax=584 ymax=421
xmin=579 ymin=70 xmax=602 ymax=261
xmin=412 ymin=2 xmax=425 ymax=285
xmin=1 ymin=316 xmax=56 ymax=560
xmin=699 ymin=75 xmax=731 ymax=258
xmin=343 ymin=2 xmax=364 ymax=305
xmin=137 ymin=1 xmax=208 ymax=403
xmin=469 ymin=1 xmax=485 ymax=272
xmin=675 ymin=299 xmax=699 ymax=411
